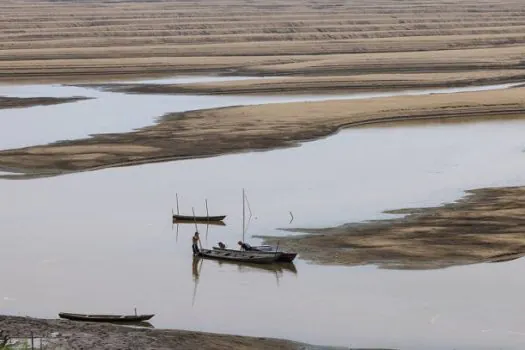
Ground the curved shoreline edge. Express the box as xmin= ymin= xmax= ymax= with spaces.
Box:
xmin=0 ymin=96 xmax=90 ymax=110
xmin=261 ymin=186 xmax=525 ymax=270
xmin=0 ymin=315 xmax=354 ymax=350
xmin=1 ymin=87 xmax=525 ymax=179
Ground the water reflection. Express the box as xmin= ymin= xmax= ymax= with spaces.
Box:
xmin=191 ymin=256 xmax=297 ymax=306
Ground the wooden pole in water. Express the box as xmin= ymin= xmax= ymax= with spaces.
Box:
xmin=192 ymin=207 xmax=198 ymax=232
xmin=176 ymin=193 xmax=180 ymax=215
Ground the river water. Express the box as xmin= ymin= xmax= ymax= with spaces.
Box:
xmin=0 ymin=79 xmax=520 ymax=150
xmin=0 ymin=79 xmax=525 ymax=350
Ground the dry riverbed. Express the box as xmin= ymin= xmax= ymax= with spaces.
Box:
xmin=0 ymin=96 xmax=88 ymax=109
xmin=0 ymin=315 xmax=352 ymax=350
xmin=1 ymin=0 xmax=525 ymax=83
xmin=262 ymin=186 xmax=525 ymax=270
xmin=1 ymin=87 xmax=525 ymax=178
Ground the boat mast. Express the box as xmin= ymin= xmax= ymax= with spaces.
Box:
xmin=176 ymin=193 xmax=180 ymax=215
xmin=242 ymin=188 xmax=245 ymax=242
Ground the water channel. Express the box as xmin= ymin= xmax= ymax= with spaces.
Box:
xmin=0 ymin=78 xmax=524 ymax=350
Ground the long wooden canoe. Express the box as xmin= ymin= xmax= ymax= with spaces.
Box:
xmin=173 ymin=214 xmax=226 ymax=222
xmin=198 ymin=248 xmax=280 ymax=264
xmin=173 ymin=218 xmax=226 ymax=226
xmin=58 ymin=312 xmax=154 ymax=323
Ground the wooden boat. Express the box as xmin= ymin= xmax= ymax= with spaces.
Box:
xmin=58 ymin=312 xmax=154 ymax=323
xmin=211 ymin=246 xmax=293 ymax=263
xmin=173 ymin=214 xmax=226 ymax=222
xmin=173 ymin=218 xmax=226 ymax=226
xmin=198 ymin=248 xmax=281 ymax=264
xmin=251 ymin=245 xmax=297 ymax=262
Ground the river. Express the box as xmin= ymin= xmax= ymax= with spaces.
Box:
xmin=0 ymin=78 xmax=524 ymax=350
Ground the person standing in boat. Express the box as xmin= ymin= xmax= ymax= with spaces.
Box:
xmin=238 ymin=241 xmax=253 ymax=251
xmin=192 ymin=232 xmax=202 ymax=255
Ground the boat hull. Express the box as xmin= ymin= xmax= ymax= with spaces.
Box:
xmin=173 ymin=214 xmax=226 ymax=222
xmin=58 ymin=313 xmax=154 ymax=322
xmin=251 ymin=246 xmax=297 ymax=262
xmin=199 ymin=248 xmax=280 ymax=264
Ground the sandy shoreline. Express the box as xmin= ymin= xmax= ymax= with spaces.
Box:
xmin=0 ymin=96 xmax=89 ymax=109
xmin=90 ymin=70 xmax=525 ymax=95
xmin=262 ymin=186 xmax=525 ymax=270
xmin=0 ymin=315 xmax=352 ymax=350
xmin=1 ymin=87 xmax=525 ymax=178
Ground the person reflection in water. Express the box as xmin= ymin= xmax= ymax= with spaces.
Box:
xmin=192 ymin=232 xmax=202 ymax=255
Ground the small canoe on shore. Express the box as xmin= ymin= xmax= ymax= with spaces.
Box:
xmin=199 ymin=248 xmax=281 ymax=264
xmin=173 ymin=214 xmax=226 ymax=222
xmin=58 ymin=312 xmax=154 ymax=323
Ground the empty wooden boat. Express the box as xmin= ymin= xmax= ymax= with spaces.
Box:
xmin=198 ymin=248 xmax=281 ymax=264
xmin=172 ymin=194 xmax=226 ymax=222
xmin=173 ymin=218 xmax=226 ymax=226
xmin=173 ymin=214 xmax=226 ymax=222
xmin=58 ymin=312 xmax=154 ymax=323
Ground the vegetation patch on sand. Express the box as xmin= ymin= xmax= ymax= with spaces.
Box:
xmin=262 ymin=186 xmax=525 ymax=270
xmin=0 ymin=315 xmax=350 ymax=350
xmin=1 ymin=87 xmax=525 ymax=178
xmin=0 ymin=96 xmax=89 ymax=109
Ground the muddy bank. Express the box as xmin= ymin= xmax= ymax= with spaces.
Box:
xmin=262 ymin=186 xmax=525 ymax=270
xmin=0 ymin=96 xmax=88 ymax=109
xmin=90 ymin=70 xmax=525 ymax=95
xmin=0 ymin=315 xmax=352 ymax=350
xmin=1 ymin=87 xmax=525 ymax=178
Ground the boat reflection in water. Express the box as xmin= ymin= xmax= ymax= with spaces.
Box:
xmin=191 ymin=256 xmax=297 ymax=306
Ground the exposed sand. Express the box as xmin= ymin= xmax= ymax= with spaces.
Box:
xmin=90 ymin=70 xmax=525 ymax=95
xmin=1 ymin=0 xmax=525 ymax=83
xmin=1 ymin=87 xmax=525 ymax=178
xmin=262 ymin=187 xmax=525 ymax=270
xmin=0 ymin=315 xmax=350 ymax=350
xmin=0 ymin=96 xmax=89 ymax=109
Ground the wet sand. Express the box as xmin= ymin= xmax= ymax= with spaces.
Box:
xmin=0 ymin=315 xmax=350 ymax=350
xmin=92 ymin=70 xmax=525 ymax=95
xmin=0 ymin=96 xmax=88 ymax=109
xmin=262 ymin=186 xmax=525 ymax=270
xmin=1 ymin=0 xmax=525 ymax=83
xmin=1 ymin=87 xmax=525 ymax=177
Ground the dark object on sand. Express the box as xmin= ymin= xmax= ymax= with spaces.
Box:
xmin=173 ymin=214 xmax=226 ymax=222
xmin=58 ymin=312 xmax=154 ymax=323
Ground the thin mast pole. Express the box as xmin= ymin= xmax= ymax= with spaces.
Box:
xmin=242 ymin=188 xmax=245 ymax=242
xmin=176 ymin=193 xmax=180 ymax=215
